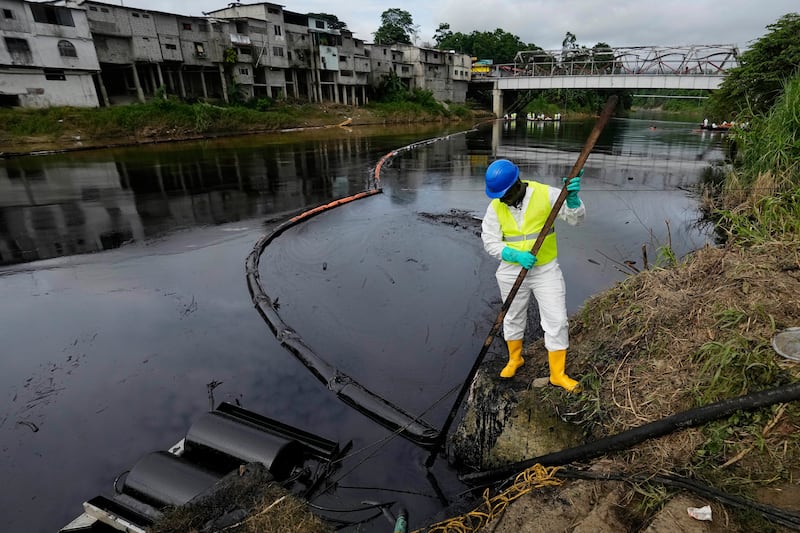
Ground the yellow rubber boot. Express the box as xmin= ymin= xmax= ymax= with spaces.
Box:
xmin=500 ymin=339 xmax=525 ymax=378
xmin=548 ymin=350 xmax=581 ymax=392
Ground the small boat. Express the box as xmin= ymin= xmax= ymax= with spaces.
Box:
xmin=699 ymin=119 xmax=735 ymax=132
xmin=526 ymin=112 xmax=561 ymax=122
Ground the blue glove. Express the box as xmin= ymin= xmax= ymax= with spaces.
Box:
xmin=563 ymin=168 xmax=584 ymax=208
xmin=502 ymin=247 xmax=537 ymax=269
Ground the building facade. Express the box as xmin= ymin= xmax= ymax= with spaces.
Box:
xmin=0 ymin=0 xmax=100 ymax=107
xmin=0 ymin=0 xmax=471 ymax=108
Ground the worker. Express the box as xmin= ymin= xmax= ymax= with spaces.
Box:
xmin=481 ymin=159 xmax=585 ymax=392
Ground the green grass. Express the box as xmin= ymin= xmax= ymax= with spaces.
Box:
xmin=733 ymin=74 xmax=800 ymax=190
xmin=0 ymin=99 xmax=338 ymax=141
xmin=703 ymin=73 xmax=800 ymax=245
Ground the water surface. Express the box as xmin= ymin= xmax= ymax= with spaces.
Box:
xmin=0 ymin=116 xmax=726 ymax=532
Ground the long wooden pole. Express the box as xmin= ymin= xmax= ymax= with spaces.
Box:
xmin=425 ymin=95 xmax=618 ymax=469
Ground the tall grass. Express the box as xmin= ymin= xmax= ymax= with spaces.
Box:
xmin=733 ymin=74 xmax=800 ymax=191
xmin=704 ymin=73 xmax=800 ymax=244
xmin=0 ymin=99 xmax=335 ymax=142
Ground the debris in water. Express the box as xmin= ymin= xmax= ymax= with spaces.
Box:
xmin=17 ymin=420 xmax=39 ymax=433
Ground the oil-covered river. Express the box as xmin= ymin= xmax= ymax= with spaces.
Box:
xmin=0 ymin=116 xmax=727 ymax=532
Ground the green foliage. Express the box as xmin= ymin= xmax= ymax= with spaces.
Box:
xmin=192 ymin=102 xmax=213 ymax=131
xmin=433 ymin=23 xmax=452 ymax=48
xmin=690 ymin=336 xmax=783 ymax=404
xmin=714 ymin=187 xmax=800 ymax=245
xmin=226 ymin=80 xmax=246 ymax=105
xmin=0 ymin=107 xmax=70 ymax=136
xmin=523 ymin=95 xmax=561 ymax=116
xmin=223 ymin=47 xmax=238 ymax=65
xmin=374 ymin=71 xmax=409 ymax=102
xmin=250 ymin=97 xmax=274 ymax=111
xmin=707 ymin=13 xmax=800 ymax=118
xmin=732 ymin=74 xmax=800 ymax=188
xmin=705 ymin=73 xmax=800 ymax=245
xmin=373 ymin=8 xmax=417 ymax=45
xmin=632 ymin=89 xmax=709 ymax=114
xmin=537 ymin=89 xmax=631 ymax=114
xmin=434 ymin=26 xmax=534 ymax=63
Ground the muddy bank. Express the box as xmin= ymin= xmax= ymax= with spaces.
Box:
xmin=447 ymin=241 xmax=800 ymax=532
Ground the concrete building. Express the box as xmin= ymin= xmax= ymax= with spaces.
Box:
xmin=0 ymin=0 xmax=471 ymax=108
xmin=204 ymin=2 xmax=288 ymax=101
xmin=365 ymin=44 xmax=414 ymax=91
xmin=389 ymin=44 xmax=471 ymax=102
xmin=0 ymin=0 xmax=100 ymax=107
xmin=208 ymin=5 xmax=370 ymax=105
xmin=80 ymin=0 xmax=229 ymax=105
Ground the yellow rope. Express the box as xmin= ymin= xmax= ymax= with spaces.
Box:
xmin=411 ymin=463 xmax=563 ymax=533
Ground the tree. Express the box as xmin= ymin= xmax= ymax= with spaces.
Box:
xmin=561 ymin=31 xmax=577 ymax=51
xmin=373 ymin=8 xmax=418 ymax=45
xmin=592 ymin=42 xmax=615 ymax=73
xmin=307 ymin=13 xmax=348 ymax=31
xmin=433 ymin=23 xmax=453 ymax=48
xmin=434 ymin=26 xmax=533 ymax=64
xmin=708 ymin=13 xmax=800 ymax=117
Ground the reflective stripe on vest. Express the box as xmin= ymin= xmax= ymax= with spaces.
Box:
xmin=492 ymin=180 xmax=558 ymax=265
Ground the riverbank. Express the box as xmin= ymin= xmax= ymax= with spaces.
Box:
xmin=0 ymin=100 xmax=493 ymax=157
xmin=21 ymin=99 xmax=795 ymax=531
xmin=447 ymin=240 xmax=800 ymax=533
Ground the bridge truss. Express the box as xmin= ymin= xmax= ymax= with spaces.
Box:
xmin=488 ymin=45 xmax=740 ymax=78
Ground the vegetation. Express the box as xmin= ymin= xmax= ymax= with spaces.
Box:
xmin=372 ymin=8 xmax=418 ymax=45
xmin=703 ymin=73 xmax=800 ymax=246
xmin=631 ymin=89 xmax=709 ymax=116
xmin=528 ymin=65 xmax=800 ymax=533
xmin=433 ymin=24 xmax=536 ymax=64
xmin=0 ymin=94 xmax=481 ymax=154
xmin=0 ymin=99 xmax=330 ymax=149
xmin=706 ymin=12 xmax=800 ymax=119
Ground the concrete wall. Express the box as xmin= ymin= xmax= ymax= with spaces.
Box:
xmin=0 ymin=0 xmax=100 ymax=107
xmin=1 ymin=0 xmax=470 ymax=107
xmin=0 ymin=66 xmax=99 ymax=106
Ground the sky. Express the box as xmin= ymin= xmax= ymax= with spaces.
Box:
xmin=114 ymin=0 xmax=797 ymax=53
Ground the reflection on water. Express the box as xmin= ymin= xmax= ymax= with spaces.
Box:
xmin=0 ymin=117 xmax=727 ymax=533
xmin=0 ymin=118 xmax=725 ymax=267
xmin=0 ymin=124 xmax=464 ymax=266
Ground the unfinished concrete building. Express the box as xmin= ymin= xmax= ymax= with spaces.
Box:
xmin=0 ymin=0 xmax=100 ymax=107
xmin=0 ymin=0 xmax=471 ymax=108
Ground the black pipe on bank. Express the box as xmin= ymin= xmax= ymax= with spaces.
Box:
xmin=461 ymin=381 xmax=800 ymax=485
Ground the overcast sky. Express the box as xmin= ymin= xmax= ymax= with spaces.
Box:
xmin=116 ymin=0 xmax=797 ymax=53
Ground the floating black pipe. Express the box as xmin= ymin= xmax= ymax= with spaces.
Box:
xmin=461 ymin=381 xmax=800 ymax=485
xmin=246 ymin=190 xmax=440 ymax=447
xmin=246 ymin=128 xmax=485 ymax=449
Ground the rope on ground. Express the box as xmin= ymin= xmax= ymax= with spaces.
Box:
xmin=411 ymin=464 xmax=563 ymax=533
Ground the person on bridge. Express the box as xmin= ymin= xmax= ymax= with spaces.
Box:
xmin=481 ymin=159 xmax=585 ymax=392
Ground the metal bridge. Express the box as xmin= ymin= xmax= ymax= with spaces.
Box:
xmin=472 ymin=45 xmax=740 ymax=116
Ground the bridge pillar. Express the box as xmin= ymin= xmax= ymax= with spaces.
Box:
xmin=492 ymin=86 xmax=503 ymax=118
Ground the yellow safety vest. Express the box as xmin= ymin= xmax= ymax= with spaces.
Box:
xmin=492 ymin=180 xmax=558 ymax=265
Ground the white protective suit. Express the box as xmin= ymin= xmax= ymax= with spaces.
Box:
xmin=481 ymin=182 xmax=586 ymax=350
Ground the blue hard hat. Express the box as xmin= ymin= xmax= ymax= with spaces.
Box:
xmin=485 ymin=159 xmax=519 ymax=198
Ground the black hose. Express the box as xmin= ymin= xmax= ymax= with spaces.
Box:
xmin=461 ymin=381 xmax=800 ymax=485
xmin=557 ymin=469 xmax=800 ymax=531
